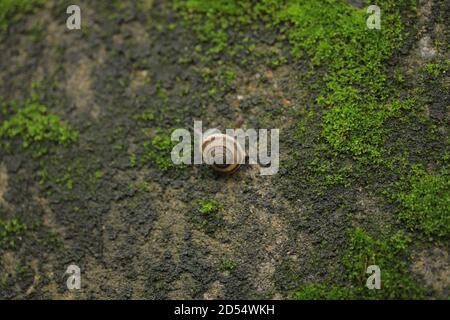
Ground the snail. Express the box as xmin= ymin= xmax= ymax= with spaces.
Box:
xmin=201 ymin=133 xmax=245 ymax=174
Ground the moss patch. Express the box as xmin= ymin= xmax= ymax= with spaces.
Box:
xmin=274 ymin=0 xmax=415 ymax=160
xmin=0 ymin=0 xmax=44 ymax=32
xmin=143 ymin=130 xmax=178 ymax=172
xmin=0 ymin=218 xmax=27 ymax=249
xmin=220 ymin=259 xmax=236 ymax=272
xmin=293 ymin=227 xmax=422 ymax=299
xmin=0 ymin=101 xmax=78 ymax=157
xmin=292 ymin=284 xmax=353 ymax=300
xmin=198 ymin=199 xmax=220 ymax=215
xmin=188 ymin=198 xmax=224 ymax=234
xmin=397 ymin=167 xmax=450 ymax=238
xmin=343 ymin=227 xmax=421 ymax=299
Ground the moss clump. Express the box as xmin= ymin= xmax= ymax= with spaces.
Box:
xmin=94 ymin=170 xmax=103 ymax=179
xmin=134 ymin=110 xmax=155 ymax=122
xmin=0 ymin=101 xmax=78 ymax=156
xmin=424 ymin=60 xmax=450 ymax=78
xmin=397 ymin=167 xmax=450 ymax=238
xmin=198 ymin=199 xmax=220 ymax=214
xmin=220 ymin=259 xmax=236 ymax=271
xmin=293 ymin=227 xmax=422 ymax=299
xmin=322 ymin=98 xmax=416 ymax=160
xmin=129 ymin=153 xmax=138 ymax=168
xmin=343 ymin=227 xmax=421 ymax=299
xmin=275 ymin=0 xmax=415 ymax=160
xmin=190 ymin=199 xmax=223 ymax=233
xmin=174 ymin=0 xmax=245 ymax=55
xmin=0 ymin=0 xmax=44 ymax=31
xmin=144 ymin=131 xmax=176 ymax=172
xmin=0 ymin=218 xmax=27 ymax=249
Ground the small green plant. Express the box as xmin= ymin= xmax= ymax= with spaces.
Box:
xmin=94 ymin=171 xmax=103 ymax=179
xmin=0 ymin=218 xmax=27 ymax=249
xmin=198 ymin=199 xmax=220 ymax=214
xmin=0 ymin=101 xmax=78 ymax=156
xmin=134 ymin=110 xmax=155 ymax=122
xmin=424 ymin=61 xmax=450 ymax=78
xmin=130 ymin=153 xmax=137 ymax=168
xmin=145 ymin=132 xmax=176 ymax=171
xmin=190 ymin=199 xmax=223 ymax=233
xmin=156 ymin=81 xmax=169 ymax=104
xmin=220 ymin=259 xmax=236 ymax=271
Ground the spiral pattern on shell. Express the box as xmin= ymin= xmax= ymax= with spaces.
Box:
xmin=201 ymin=133 xmax=245 ymax=174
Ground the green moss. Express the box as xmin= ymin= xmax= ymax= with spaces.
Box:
xmin=134 ymin=110 xmax=155 ymax=122
xmin=396 ymin=167 xmax=450 ymax=238
xmin=176 ymin=0 xmax=417 ymax=161
xmin=130 ymin=153 xmax=137 ymax=168
xmin=322 ymin=98 xmax=416 ymax=160
xmin=174 ymin=0 xmax=254 ymax=57
xmin=220 ymin=259 xmax=236 ymax=271
xmin=198 ymin=199 xmax=220 ymax=214
xmin=293 ymin=227 xmax=422 ymax=299
xmin=175 ymin=0 xmax=239 ymax=54
xmin=29 ymin=22 xmax=44 ymax=43
xmin=189 ymin=198 xmax=224 ymax=233
xmin=0 ymin=101 xmax=78 ymax=156
xmin=94 ymin=170 xmax=103 ymax=179
xmin=136 ymin=0 xmax=154 ymax=13
xmin=0 ymin=218 xmax=27 ymax=249
xmin=275 ymin=1 xmax=415 ymax=160
xmin=343 ymin=227 xmax=421 ymax=299
xmin=424 ymin=60 xmax=450 ymax=78
xmin=144 ymin=130 xmax=177 ymax=172
xmin=49 ymin=157 xmax=102 ymax=194
xmin=0 ymin=0 xmax=44 ymax=32
xmin=156 ymin=81 xmax=169 ymax=105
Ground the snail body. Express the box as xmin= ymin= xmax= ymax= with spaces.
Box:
xmin=201 ymin=133 xmax=245 ymax=174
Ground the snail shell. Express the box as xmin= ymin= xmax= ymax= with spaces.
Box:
xmin=202 ymin=133 xmax=245 ymax=174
